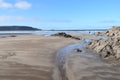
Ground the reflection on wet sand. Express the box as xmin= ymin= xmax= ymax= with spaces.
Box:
xmin=56 ymin=43 xmax=120 ymax=80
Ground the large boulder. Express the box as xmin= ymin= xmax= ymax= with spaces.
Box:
xmin=87 ymin=27 xmax=120 ymax=60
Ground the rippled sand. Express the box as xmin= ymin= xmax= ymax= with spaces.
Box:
xmin=0 ymin=35 xmax=79 ymax=80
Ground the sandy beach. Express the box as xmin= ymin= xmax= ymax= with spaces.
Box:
xmin=0 ymin=29 xmax=120 ymax=80
xmin=0 ymin=35 xmax=80 ymax=80
xmin=1 ymin=0 xmax=120 ymax=79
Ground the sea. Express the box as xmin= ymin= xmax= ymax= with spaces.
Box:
xmin=0 ymin=30 xmax=106 ymax=37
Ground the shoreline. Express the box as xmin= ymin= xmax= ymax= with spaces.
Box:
xmin=0 ymin=30 xmax=119 ymax=80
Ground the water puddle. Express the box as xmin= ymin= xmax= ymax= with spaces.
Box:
xmin=56 ymin=43 xmax=83 ymax=65
xmin=56 ymin=41 xmax=100 ymax=67
xmin=56 ymin=38 xmax=120 ymax=80
xmin=97 ymin=36 xmax=108 ymax=40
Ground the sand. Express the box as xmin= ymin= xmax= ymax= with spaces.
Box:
xmin=0 ymin=32 xmax=119 ymax=80
xmin=63 ymin=47 xmax=120 ymax=80
xmin=0 ymin=35 xmax=79 ymax=80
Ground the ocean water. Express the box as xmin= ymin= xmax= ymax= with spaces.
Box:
xmin=0 ymin=30 xmax=105 ymax=36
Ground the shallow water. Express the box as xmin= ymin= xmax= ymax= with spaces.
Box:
xmin=56 ymin=42 xmax=120 ymax=80
xmin=0 ymin=30 xmax=105 ymax=36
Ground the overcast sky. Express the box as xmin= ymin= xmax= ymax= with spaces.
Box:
xmin=0 ymin=0 xmax=120 ymax=30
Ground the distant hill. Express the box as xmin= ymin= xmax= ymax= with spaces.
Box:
xmin=0 ymin=26 xmax=41 ymax=31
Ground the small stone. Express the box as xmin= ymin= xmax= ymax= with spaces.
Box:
xmin=75 ymin=49 xmax=82 ymax=52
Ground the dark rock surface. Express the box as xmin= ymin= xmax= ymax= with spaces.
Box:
xmin=52 ymin=32 xmax=80 ymax=40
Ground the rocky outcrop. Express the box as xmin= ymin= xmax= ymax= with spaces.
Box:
xmin=87 ymin=27 xmax=120 ymax=60
xmin=94 ymin=31 xmax=105 ymax=36
xmin=105 ymin=26 xmax=120 ymax=37
xmin=52 ymin=32 xmax=80 ymax=40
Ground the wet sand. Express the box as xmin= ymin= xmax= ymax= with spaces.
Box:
xmin=0 ymin=35 xmax=80 ymax=80
xmin=60 ymin=43 xmax=120 ymax=80
xmin=53 ymin=31 xmax=120 ymax=80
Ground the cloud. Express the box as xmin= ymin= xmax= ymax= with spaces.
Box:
xmin=40 ymin=19 xmax=71 ymax=23
xmin=0 ymin=15 xmax=71 ymax=23
xmin=15 ymin=16 xmax=39 ymax=21
xmin=100 ymin=20 xmax=119 ymax=23
xmin=0 ymin=16 xmax=39 ymax=22
xmin=15 ymin=1 xmax=31 ymax=9
xmin=0 ymin=15 xmax=11 ymax=21
xmin=0 ymin=0 xmax=13 ymax=8
xmin=0 ymin=0 xmax=32 ymax=9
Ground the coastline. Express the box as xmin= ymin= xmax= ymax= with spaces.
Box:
xmin=0 ymin=29 xmax=120 ymax=80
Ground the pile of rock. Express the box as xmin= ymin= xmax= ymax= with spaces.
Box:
xmin=94 ymin=31 xmax=105 ymax=36
xmin=87 ymin=27 xmax=120 ymax=60
xmin=52 ymin=32 xmax=80 ymax=40
xmin=105 ymin=26 xmax=120 ymax=37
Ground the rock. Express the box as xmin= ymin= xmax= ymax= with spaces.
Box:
xmin=87 ymin=26 xmax=120 ymax=61
xmin=52 ymin=32 xmax=80 ymax=40
xmin=88 ymin=42 xmax=92 ymax=45
xmin=100 ymin=51 xmax=111 ymax=58
xmin=115 ymin=49 xmax=120 ymax=59
xmin=10 ymin=35 xmax=16 ymax=37
xmin=75 ymin=49 xmax=82 ymax=52
xmin=71 ymin=36 xmax=81 ymax=40
xmin=94 ymin=32 xmax=105 ymax=36
xmin=105 ymin=26 xmax=120 ymax=37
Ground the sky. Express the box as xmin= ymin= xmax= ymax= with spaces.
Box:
xmin=0 ymin=0 xmax=120 ymax=30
